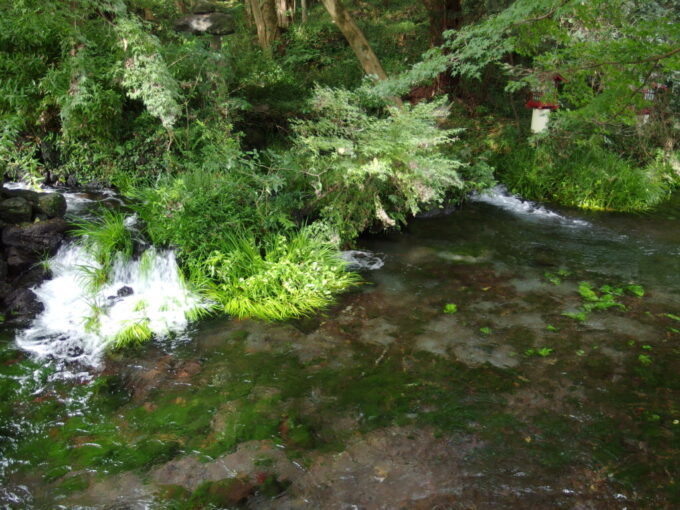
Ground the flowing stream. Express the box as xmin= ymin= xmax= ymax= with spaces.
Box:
xmin=1 ymin=185 xmax=679 ymax=509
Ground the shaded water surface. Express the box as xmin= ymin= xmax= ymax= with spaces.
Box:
xmin=1 ymin=188 xmax=679 ymax=509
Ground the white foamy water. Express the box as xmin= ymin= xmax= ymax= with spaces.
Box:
xmin=16 ymin=243 xmax=204 ymax=367
xmin=340 ymin=250 xmax=385 ymax=270
xmin=472 ymin=185 xmax=590 ymax=227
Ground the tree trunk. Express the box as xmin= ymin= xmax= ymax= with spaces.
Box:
xmin=276 ymin=0 xmax=294 ymax=28
xmin=423 ymin=0 xmax=462 ymax=47
xmin=301 ymin=0 xmax=307 ymax=23
xmin=249 ymin=0 xmax=281 ymax=48
xmin=319 ymin=0 xmax=388 ymax=81
xmin=175 ymin=1 xmax=188 ymax=14
xmin=418 ymin=0 xmax=462 ymax=97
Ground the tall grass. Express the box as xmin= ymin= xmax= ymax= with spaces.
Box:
xmin=72 ymin=208 xmax=133 ymax=267
xmin=497 ymin=139 xmax=676 ymax=211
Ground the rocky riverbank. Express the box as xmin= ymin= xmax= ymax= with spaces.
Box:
xmin=0 ymin=186 xmax=68 ymax=326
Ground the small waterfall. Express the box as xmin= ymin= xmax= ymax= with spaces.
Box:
xmin=472 ymin=185 xmax=590 ymax=227
xmin=15 ymin=235 xmax=204 ymax=368
xmin=340 ymin=250 xmax=385 ymax=270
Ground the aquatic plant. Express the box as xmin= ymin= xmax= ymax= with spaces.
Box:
xmin=544 ymin=269 xmax=570 ymax=286
xmin=112 ymin=318 xmax=152 ymax=348
xmin=563 ymin=280 xmax=646 ymax=322
xmin=76 ymin=263 xmax=110 ymax=293
xmin=443 ymin=303 xmax=458 ymax=314
xmin=525 ymin=347 xmax=554 ymax=357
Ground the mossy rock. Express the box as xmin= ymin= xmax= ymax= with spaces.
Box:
xmin=36 ymin=193 xmax=67 ymax=218
xmin=0 ymin=197 xmax=32 ymax=223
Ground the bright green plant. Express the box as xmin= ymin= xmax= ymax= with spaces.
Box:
xmin=72 ymin=209 xmax=133 ymax=269
xmin=578 ymin=282 xmax=626 ymax=312
xmin=562 ymin=310 xmax=587 ymax=322
xmin=638 ymin=354 xmax=653 ymax=366
xmin=525 ymin=347 xmax=554 ymax=357
xmin=498 ymin=137 xmax=676 ymax=212
xmin=112 ymin=319 xmax=152 ymax=349
xmin=443 ymin=303 xmax=458 ymax=314
xmin=626 ymin=284 xmax=645 ymax=298
xmin=76 ymin=264 xmax=110 ymax=294
xmin=197 ymin=229 xmax=361 ymax=320
xmin=544 ymin=269 xmax=570 ymax=286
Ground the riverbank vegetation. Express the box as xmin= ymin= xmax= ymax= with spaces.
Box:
xmin=1 ymin=0 xmax=678 ymax=322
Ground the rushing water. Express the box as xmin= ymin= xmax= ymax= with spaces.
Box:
xmin=1 ymin=186 xmax=679 ymax=509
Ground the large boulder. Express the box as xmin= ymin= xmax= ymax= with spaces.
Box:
xmin=174 ymin=12 xmax=235 ymax=35
xmin=36 ymin=193 xmax=67 ymax=218
xmin=0 ymin=188 xmax=67 ymax=219
xmin=4 ymin=246 xmax=35 ymax=274
xmin=2 ymin=218 xmax=69 ymax=256
xmin=0 ymin=197 xmax=33 ymax=223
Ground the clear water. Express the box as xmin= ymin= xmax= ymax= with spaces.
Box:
xmin=1 ymin=186 xmax=679 ymax=509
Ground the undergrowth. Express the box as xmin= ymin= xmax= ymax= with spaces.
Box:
xmin=496 ymin=132 xmax=677 ymax=211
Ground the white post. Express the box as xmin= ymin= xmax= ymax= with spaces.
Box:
xmin=531 ymin=108 xmax=550 ymax=133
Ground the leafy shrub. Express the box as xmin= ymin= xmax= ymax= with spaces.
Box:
xmin=282 ymin=87 xmax=467 ymax=241
xmin=132 ymin=166 xmax=359 ymax=320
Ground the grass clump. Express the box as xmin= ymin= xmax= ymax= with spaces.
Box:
xmin=497 ymin=136 xmax=676 ymax=212
xmin=112 ymin=318 xmax=152 ymax=349
xmin=196 ymin=230 xmax=361 ymax=321
xmin=72 ymin=208 xmax=133 ymax=267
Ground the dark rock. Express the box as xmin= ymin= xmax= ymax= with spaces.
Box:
xmin=2 ymin=218 xmax=69 ymax=256
xmin=0 ymin=282 xmax=10 ymax=302
xmin=12 ymin=266 xmax=51 ymax=289
xmin=66 ymin=345 xmax=84 ymax=358
xmin=5 ymin=246 xmax=35 ymax=274
xmin=0 ymin=189 xmax=66 ymax=219
xmin=0 ymin=257 xmax=6 ymax=282
xmin=66 ymin=175 xmax=78 ymax=188
xmin=4 ymin=288 xmax=44 ymax=321
xmin=174 ymin=12 xmax=235 ymax=35
xmin=36 ymin=193 xmax=67 ymax=218
xmin=0 ymin=197 xmax=33 ymax=223
xmin=1 ymin=188 xmax=39 ymax=203
xmin=117 ymin=286 xmax=134 ymax=297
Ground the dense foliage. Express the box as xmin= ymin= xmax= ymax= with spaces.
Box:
xmin=1 ymin=0 xmax=678 ymax=324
